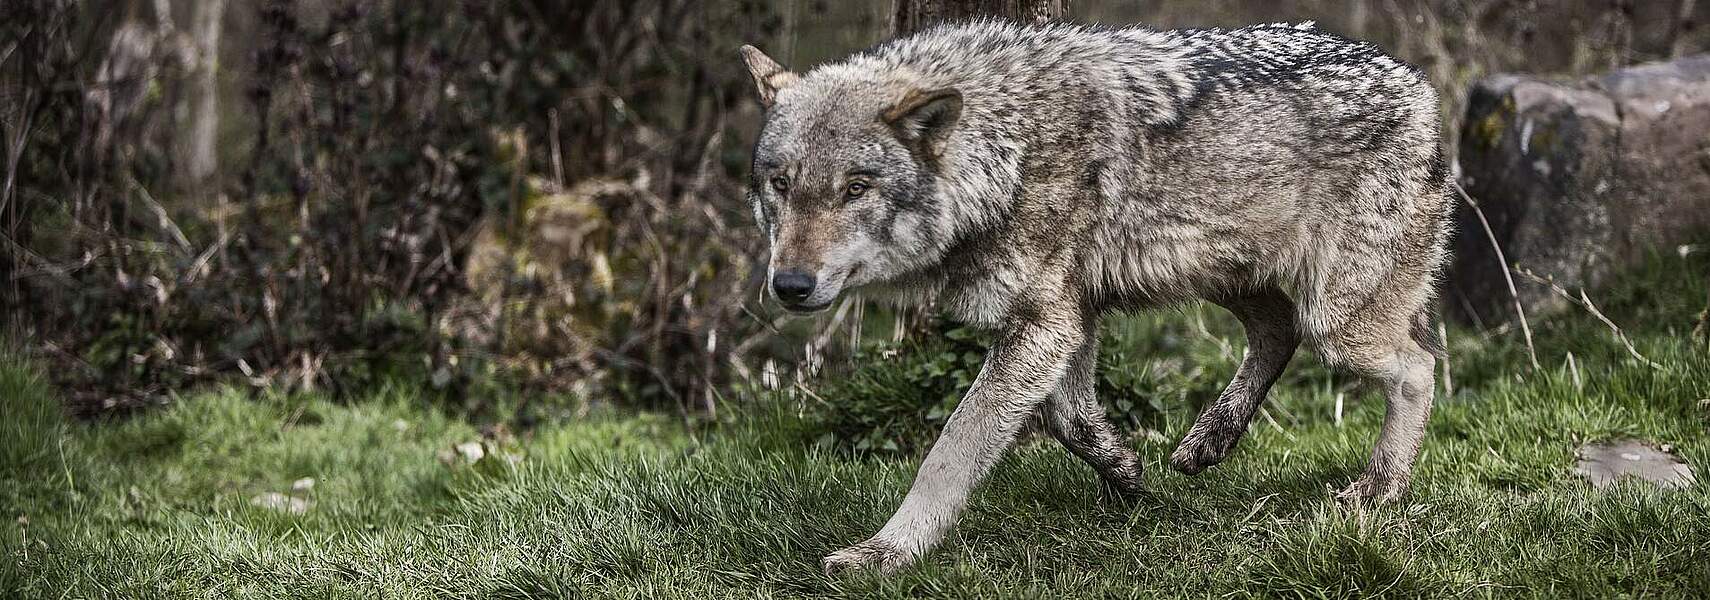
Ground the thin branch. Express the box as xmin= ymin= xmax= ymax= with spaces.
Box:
xmin=1259 ymin=407 xmax=1296 ymax=441
xmin=1576 ymin=290 xmax=1661 ymax=370
xmin=1513 ymin=267 xmax=1663 ymax=370
xmin=1452 ymin=180 xmax=1540 ymax=371
xmin=810 ymin=295 xmax=857 ymax=357
xmin=1192 ymin=303 xmax=1235 ymax=361
xmin=129 ymin=177 xmax=191 ymax=251
xmin=179 ymin=230 xmax=231 ymax=286
xmin=1438 ymin=321 xmax=1453 ymax=397
xmin=1565 ymin=352 xmax=1583 ymax=391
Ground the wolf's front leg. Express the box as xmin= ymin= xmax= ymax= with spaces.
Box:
xmin=823 ymin=308 xmax=1086 ymax=575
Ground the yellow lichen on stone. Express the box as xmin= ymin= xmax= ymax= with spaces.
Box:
xmin=1528 ymin=123 xmax=1556 ymax=155
xmin=1471 ymin=101 xmax=1512 ymax=151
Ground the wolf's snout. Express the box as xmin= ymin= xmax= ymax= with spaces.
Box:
xmin=771 ymin=271 xmax=816 ymax=304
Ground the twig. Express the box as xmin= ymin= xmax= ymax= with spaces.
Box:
xmin=1695 ymin=288 xmax=1710 ymax=348
xmin=1577 ymin=290 xmax=1662 ymax=369
xmin=548 ymin=107 xmax=565 ymax=189
xmin=1192 ymin=304 xmax=1235 ymax=361
xmin=848 ymin=295 xmax=864 ymax=359
xmin=1452 ymin=181 xmax=1540 ymax=371
xmin=810 ymin=295 xmax=857 ymax=357
xmin=1259 ymin=407 xmax=1296 ymax=441
xmin=1 ymin=232 xmax=81 ymax=282
xmin=1333 ymin=391 xmax=1345 ymax=427
xmin=177 ymin=230 xmax=229 ymax=285
xmin=793 ymin=380 xmax=831 ymax=407
xmin=129 ymin=177 xmax=191 ymax=251
xmin=1438 ymin=321 xmax=1453 ymax=398
xmin=1512 ymin=267 xmax=1663 ymax=370
xmin=1565 ymin=352 xmax=1583 ymax=391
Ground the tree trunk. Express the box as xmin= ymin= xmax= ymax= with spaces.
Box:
xmin=183 ymin=0 xmax=225 ymax=182
xmin=892 ymin=0 xmax=1068 ymax=36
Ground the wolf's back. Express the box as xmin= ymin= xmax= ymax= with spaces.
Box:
xmin=837 ymin=19 xmax=1435 ymax=134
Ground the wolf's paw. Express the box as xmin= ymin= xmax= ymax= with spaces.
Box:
xmin=1095 ymin=456 xmax=1146 ymax=502
xmin=1096 ymin=474 xmax=1147 ymax=505
xmin=822 ymin=538 xmax=910 ymax=576
xmin=1169 ymin=429 xmax=1238 ymax=475
xmin=1334 ymin=474 xmax=1409 ymax=507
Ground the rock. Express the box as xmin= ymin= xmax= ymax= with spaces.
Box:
xmin=436 ymin=439 xmax=523 ymax=468
xmin=1449 ymin=55 xmax=1710 ymax=325
xmin=457 ymin=440 xmax=486 ymax=462
xmin=250 ymin=492 xmax=311 ymax=515
xmin=1574 ymin=439 xmax=1697 ymax=490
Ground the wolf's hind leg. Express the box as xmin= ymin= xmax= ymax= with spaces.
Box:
xmin=1326 ymin=306 xmax=1438 ymax=504
xmin=1170 ymin=288 xmax=1299 ymax=475
xmin=1045 ymin=332 xmax=1143 ymax=496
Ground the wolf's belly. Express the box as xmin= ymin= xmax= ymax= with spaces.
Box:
xmin=1077 ymin=227 xmax=1263 ymax=310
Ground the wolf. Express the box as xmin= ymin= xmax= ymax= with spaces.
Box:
xmin=739 ymin=18 xmax=1451 ymax=574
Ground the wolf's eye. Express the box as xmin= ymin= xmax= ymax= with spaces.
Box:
xmin=769 ymin=175 xmax=790 ymax=193
xmin=844 ymin=181 xmax=870 ymax=199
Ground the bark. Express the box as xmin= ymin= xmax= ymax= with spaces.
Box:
xmin=184 ymin=0 xmax=225 ymax=182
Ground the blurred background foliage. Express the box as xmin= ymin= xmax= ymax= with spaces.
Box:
xmin=4 ymin=0 xmax=782 ymax=419
xmin=2 ymin=0 xmax=1706 ymax=446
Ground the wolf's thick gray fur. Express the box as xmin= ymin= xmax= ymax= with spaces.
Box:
xmin=740 ymin=18 xmax=1451 ymax=574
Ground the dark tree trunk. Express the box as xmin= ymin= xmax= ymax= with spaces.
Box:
xmin=892 ymin=0 xmax=1068 ymax=36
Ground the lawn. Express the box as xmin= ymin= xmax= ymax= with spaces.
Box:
xmin=4 ymin=252 xmax=1710 ymax=598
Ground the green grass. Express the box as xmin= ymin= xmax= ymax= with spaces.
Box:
xmin=5 ymin=252 xmax=1710 ymax=598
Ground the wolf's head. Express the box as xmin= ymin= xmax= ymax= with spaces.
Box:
xmin=740 ymin=45 xmax=960 ymax=313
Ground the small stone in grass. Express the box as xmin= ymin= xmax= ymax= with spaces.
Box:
xmin=1574 ymin=440 xmax=1697 ymax=490
xmin=456 ymin=441 xmax=485 ymax=462
xmin=251 ymin=492 xmax=311 ymax=515
xmin=439 ymin=441 xmax=486 ymax=466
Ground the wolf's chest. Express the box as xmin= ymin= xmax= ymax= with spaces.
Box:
xmin=936 ymin=271 xmax=1027 ymax=327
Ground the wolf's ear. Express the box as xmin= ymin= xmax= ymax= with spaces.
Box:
xmin=739 ymin=45 xmax=799 ymax=108
xmin=882 ymin=88 xmax=962 ymax=158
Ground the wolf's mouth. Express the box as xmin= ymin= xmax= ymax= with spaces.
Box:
xmin=781 ymin=301 xmax=833 ymax=314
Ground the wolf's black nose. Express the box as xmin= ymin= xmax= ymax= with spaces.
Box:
xmin=772 ymin=271 xmax=816 ymax=303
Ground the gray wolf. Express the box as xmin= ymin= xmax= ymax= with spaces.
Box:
xmin=738 ymin=18 xmax=1450 ymax=574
